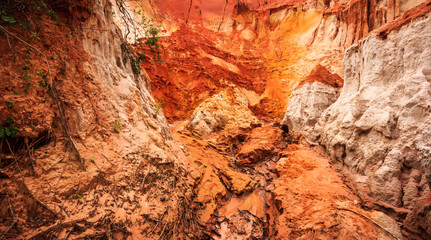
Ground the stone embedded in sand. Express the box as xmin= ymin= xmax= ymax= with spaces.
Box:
xmin=281 ymin=64 xmax=342 ymax=133
xmin=187 ymin=86 xmax=261 ymax=136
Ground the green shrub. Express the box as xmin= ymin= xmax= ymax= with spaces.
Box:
xmin=0 ymin=116 xmax=19 ymax=138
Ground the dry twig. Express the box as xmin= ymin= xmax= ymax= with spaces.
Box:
xmin=147 ymin=206 xmax=169 ymax=239
xmin=0 ymin=219 xmax=18 ymax=240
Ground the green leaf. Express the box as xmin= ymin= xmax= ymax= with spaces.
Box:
xmin=2 ymin=16 xmax=16 ymax=24
xmin=5 ymin=127 xmax=11 ymax=137
xmin=13 ymin=92 xmax=19 ymax=96
xmin=77 ymin=194 xmax=82 ymax=199
xmin=26 ymin=82 xmax=32 ymax=88
xmin=38 ymin=81 xmax=47 ymax=88
xmin=6 ymin=102 xmax=13 ymax=108
xmin=0 ymin=127 xmax=4 ymax=138
xmin=10 ymin=125 xmax=19 ymax=137
xmin=6 ymin=116 xmax=14 ymax=124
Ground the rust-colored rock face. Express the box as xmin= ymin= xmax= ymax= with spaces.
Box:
xmin=171 ymin=121 xmax=403 ymax=239
xmin=140 ymin=0 xmax=427 ymax=121
xmin=296 ymin=64 xmax=343 ymax=89
xmin=138 ymin=27 xmax=267 ymax=121
xmin=1 ymin=0 xmax=430 ymax=239
xmin=237 ymin=126 xmax=284 ymax=165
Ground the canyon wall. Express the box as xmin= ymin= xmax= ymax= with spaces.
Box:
xmin=1 ymin=1 xmax=198 ymax=238
xmin=305 ymin=9 xmax=431 ymax=237
xmin=138 ymin=0 xmax=427 ymax=120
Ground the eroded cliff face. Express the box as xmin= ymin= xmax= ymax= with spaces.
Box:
xmin=279 ymin=4 xmax=431 ymax=237
xmin=137 ymin=0 xmax=426 ymax=120
xmin=0 ymin=0 xmax=200 ymax=238
xmin=1 ymin=0 xmax=430 ymax=239
xmin=312 ymin=10 xmax=431 ymax=236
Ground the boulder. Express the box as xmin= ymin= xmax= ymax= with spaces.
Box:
xmin=187 ymin=87 xmax=261 ymax=136
xmin=281 ymin=64 xmax=342 ymax=133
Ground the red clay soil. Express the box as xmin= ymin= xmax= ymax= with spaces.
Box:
xmin=295 ymin=64 xmax=344 ymax=90
xmin=138 ymin=26 xmax=267 ymax=122
xmin=0 ymin=2 xmax=203 ymax=239
xmin=0 ymin=2 xmax=92 ymax=139
xmin=170 ymin=123 xmax=396 ymax=239
xmin=248 ymin=97 xmax=286 ymax=121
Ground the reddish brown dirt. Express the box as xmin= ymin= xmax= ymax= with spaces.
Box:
xmin=170 ymin=123 xmax=394 ymax=239
xmin=296 ymin=64 xmax=344 ymax=90
xmin=273 ymin=145 xmax=382 ymax=239
xmin=248 ymin=97 xmax=286 ymax=121
xmin=1 ymin=0 xmax=431 ymax=239
xmin=139 ymin=26 xmax=267 ymax=122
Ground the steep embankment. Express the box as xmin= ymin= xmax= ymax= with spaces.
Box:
xmin=281 ymin=1 xmax=431 ymax=238
xmin=139 ymin=0 xmax=426 ymax=121
xmin=1 ymin=0 xmax=430 ymax=239
xmin=315 ymin=8 xmax=431 ymax=237
xmin=0 ymin=0 xmax=201 ymax=238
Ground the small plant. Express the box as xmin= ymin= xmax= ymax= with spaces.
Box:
xmin=45 ymin=8 xmax=63 ymax=25
xmin=86 ymin=5 xmax=94 ymax=13
xmin=2 ymin=15 xmax=16 ymax=24
xmin=121 ymin=42 xmax=144 ymax=75
xmin=30 ymin=31 xmax=40 ymax=40
xmin=24 ymin=82 xmax=32 ymax=94
xmin=155 ymin=98 xmax=165 ymax=116
xmin=37 ymin=71 xmax=48 ymax=88
xmin=77 ymin=194 xmax=82 ymax=199
xmin=116 ymin=0 xmax=163 ymax=75
xmin=22 ymin=47 xmax=32 ymax=94
xmin=34 ymin=1 xmax=48 ymax=11
xmin=113 ymin=120 xmax=124 ymax=133
xmin=18 ymin=19 xmax=33 ymax=30
xmin=32 ymin=1 xmax=64 ymax=26
xmin=0 ymin=116 xmax=19 ymax=138
xmin=5 ymin=101 xmax=13 ymax=108
xmin=135 ymin=15 xmax=162 ymax=63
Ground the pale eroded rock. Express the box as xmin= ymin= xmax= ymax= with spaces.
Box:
xmin=187 ymin=87 xmax=261 ymax=136
xmin=313 ymin=12 xmax=431 ymax=210
xmin=281 ymin=81 xmax=338 ymax=133
xmin=281 ymin=64 xmax=342 ymax=132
